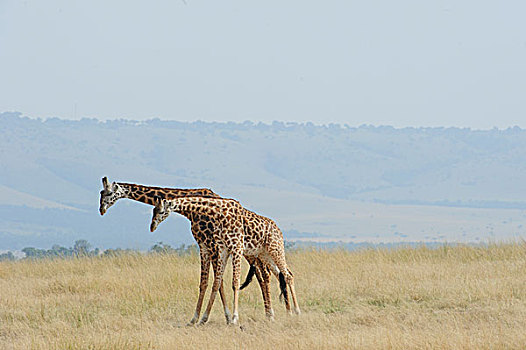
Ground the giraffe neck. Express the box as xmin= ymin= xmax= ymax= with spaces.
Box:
xmin=116 ymin=182 xmax=220 ymax=206
xmin=166 ymin=197 xmax=223 ymax=218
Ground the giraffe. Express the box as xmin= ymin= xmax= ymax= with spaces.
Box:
xmin=98 ymin=177 xmax=277 ymax=323
xmin=150 ymin=195 xmax=300 ymax=325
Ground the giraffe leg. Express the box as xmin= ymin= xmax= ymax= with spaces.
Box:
xmin=230 ymin=250 xmax=243 ymax=325
xmin=254 ymin=258 xmax=274 ymax=320
xmin=261 ymin=256 xmax=291 ymax=314
xmin=199 ymin=250 xmax=229 ymax=325
xmin=188 ymin=246 xmax=210 ymax=325
xmin=212 ymin=258 xmax=233 ymax=324
xmin=287 ymin=268 xmax=301 ymax=315
xmin=265 ymin=248 xmax=300 ymax=315
xmin=242 ymin=256 xmax=274 ymax=319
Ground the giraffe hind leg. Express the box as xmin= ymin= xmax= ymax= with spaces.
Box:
xmin=239 ymin=258 xmax=274 ymax=320
xmin=286 ymin=269 xmax=301 ymax=315
xmin=265 ymin=250 xmax=300 ymax=315
xmin=259 ymin=253 xmax=292 ymax=314
xmin=255 ymin=259 xmax=274 ymax=320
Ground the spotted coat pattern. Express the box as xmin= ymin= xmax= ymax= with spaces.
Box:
xmin=98 ymin=177 xmax=277 ymax=324
xmin=151 ymin=196 xmax=301 ymax=325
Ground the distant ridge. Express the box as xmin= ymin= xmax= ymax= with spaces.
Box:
xmin=1 ymin=112 xmax=526 ymax=249
xmin=0 ymin=185 xmax=84 ymax=211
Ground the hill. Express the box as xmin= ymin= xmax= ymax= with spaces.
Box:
xmin=1 ymin=112 xmax=526 ymax=249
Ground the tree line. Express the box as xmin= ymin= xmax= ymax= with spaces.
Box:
xmin=0 ymin=240 xmax=201 ymax=261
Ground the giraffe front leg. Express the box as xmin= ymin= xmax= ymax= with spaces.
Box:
xmin=231 ymin=251 xmax=242 ymax=325
xmin=188 ymin=246 xmax=210 ymax=325
xmin=199 ymin=250 xmax=229 ymax=325
xmin=212 ymin=258 xmax=232 ymax=324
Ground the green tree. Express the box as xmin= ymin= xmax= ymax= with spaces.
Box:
xmin=150 ymin=242 xmax=175 ymax=254
xmin=0 ymin=251 xmax=16 ymax=261
xmin=73 ymin=240 xmax=92 ymax=257
xmin=22 ymin=247 xmax=45 ymax=259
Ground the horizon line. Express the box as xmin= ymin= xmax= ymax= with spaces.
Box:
xmin=1 ymin=111 xmax=524 ymax=132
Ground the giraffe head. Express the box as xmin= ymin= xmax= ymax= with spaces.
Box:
xmin=99 ymin=176 xmax=126 ymax=215
xmin=150 ymin=196 xmax=171 ymax=232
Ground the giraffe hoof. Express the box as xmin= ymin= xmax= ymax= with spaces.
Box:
xmin=265 ymin=310 xmax=275 ymax=321
xmin=186 ymin=317 xmax=198 ymax=326
xmin=230 ymin=315 xmax=239 ymax=325
xmin=225 ymin=313 xmax=233 ymax=324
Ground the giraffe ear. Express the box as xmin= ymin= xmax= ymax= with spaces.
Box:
xmin=153 ymin=195 xmax=162 ymax=206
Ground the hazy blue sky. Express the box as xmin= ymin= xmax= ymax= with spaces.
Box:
xmin=1 ymin=1 xmax=525 ymax=128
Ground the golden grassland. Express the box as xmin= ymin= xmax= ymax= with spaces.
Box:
xmin=1 ymin=243 xmax=526 ymax=350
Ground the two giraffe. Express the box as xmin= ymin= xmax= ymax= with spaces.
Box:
xmin=99 ymin=177 xmax=299 ymax=325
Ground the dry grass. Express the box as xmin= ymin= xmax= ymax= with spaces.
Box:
xmin=1 ymin=243 xmax=526 ymax=349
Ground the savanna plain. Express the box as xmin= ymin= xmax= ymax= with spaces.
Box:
xmin=1 ymin=243 xmax=526 ymax=350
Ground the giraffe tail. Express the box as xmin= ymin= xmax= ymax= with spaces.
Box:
xmin=278 ymin=272 xmax=288 ymax=303
xmin=240 ymin=265 xmax=256 ymax=290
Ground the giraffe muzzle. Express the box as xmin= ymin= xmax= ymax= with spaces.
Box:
xmin=150 ymin=222 xmax=157 ymax=232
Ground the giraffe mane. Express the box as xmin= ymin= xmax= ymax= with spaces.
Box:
xmin=117 ymin=182 xmax=215 ymax=193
